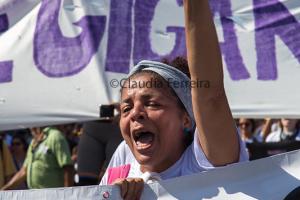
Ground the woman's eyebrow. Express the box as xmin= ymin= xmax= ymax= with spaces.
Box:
xmin=141 ymin=94 xmax=153 ymax=100
xmin=121 ymin=92 xmax=161 ymax=104
xmin=121 ymin=98 xmax=131 ymax=104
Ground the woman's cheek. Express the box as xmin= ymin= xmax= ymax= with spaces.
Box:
xmin=120 ymin=119 xmax=129 ymax=137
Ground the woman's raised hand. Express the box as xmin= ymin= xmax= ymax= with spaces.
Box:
xmin=113 ymin=178 xmax=144 ymax=200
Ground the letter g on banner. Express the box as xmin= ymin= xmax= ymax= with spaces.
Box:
xmin=34 ymin=0 xmax=106 ymax=77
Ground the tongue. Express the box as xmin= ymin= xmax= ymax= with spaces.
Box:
xmin=136 ymin=132 xmax=153 ymax=146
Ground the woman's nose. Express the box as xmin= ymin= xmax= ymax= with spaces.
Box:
xmin=130 ymin=103 xmax=147 ymax=121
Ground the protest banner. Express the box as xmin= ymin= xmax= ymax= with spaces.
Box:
xmin=1 ymin=149 xmax=300 ymax=199
xmin=0 ymin=0 xmax=300 ymax=130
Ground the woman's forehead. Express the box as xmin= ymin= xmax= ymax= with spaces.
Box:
xmin=121 ymin=73 xmax=179 ymax=102
xmin=121 ymin=86 xmax=171 ymax=102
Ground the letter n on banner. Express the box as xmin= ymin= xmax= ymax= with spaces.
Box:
xmin=0 ymin=14 xmax=13 ymax=83
xmin=253 ymin=0 xmax=300 ymax=80
xmin=210 ymin=0 xmax=250 ymax=80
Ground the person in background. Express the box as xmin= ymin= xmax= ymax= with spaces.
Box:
xmin=77 ymin=116 xmax=123 ymax=185
xmin=56 ymin=123 xmax=82 ymax=185
xmin=10 ymin=134 xmax=28 ymax=189
xmin=266 ymin=119 xmax=300 ymax=142
xmin=238 ymin=118 xmax=261 ymax=143
xmin=255 ymin=118 xmax=281 ymax=142
xmin=0 ymin=135 xmax=17 ymax=189
xmin=11 ymin=134 xmax=28 ymax=171
xmin=1 ymin=126 xmax=73 ymax=190
xmin=56 ymin=124 xmax=80 ymax=153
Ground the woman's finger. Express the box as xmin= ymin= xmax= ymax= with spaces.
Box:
xmin=113 ymin=178 xmax=144 ymax=200
xmin=134 ymin=178 xmax=144 ymax=200
xmin=124 ymin=178 xmax=137 ymax=200
xmin=113 ymin=178 xmax=128 ymax=198
xmin=125 ymin=178 xmax=144 ymax=200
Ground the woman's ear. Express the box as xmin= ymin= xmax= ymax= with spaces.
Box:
xmin=182 ymin=111 xmax=192 ymax=129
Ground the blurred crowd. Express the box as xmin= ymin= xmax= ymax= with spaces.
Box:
xmin=237 ymin=118 xmax=300 ymax=143
xmin=1 ymin=118 xmax=300 ymax=190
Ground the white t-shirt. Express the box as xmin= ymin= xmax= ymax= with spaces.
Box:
xmin=266 ymin=130 xmax=300 ymax=142
xmin=100 ymin=128 xmax=249 ymax=185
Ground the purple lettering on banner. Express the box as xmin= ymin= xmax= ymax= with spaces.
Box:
xmin=0 ymin=14 xmax=13 ymax=84
xmin=133 ymin=0 xmax=186 ymax=67
xmin=0 ymin=61 xmax=13 ymax=83
xmin=105 ymin=0 xmax=133 ymax=73
xmin=0 ymin=13 xmax=8 ymax=32
xmin=210 ymin=0 xmax=250 ymax=80
xmin=176 ymin=0 xmax=183 ymax=6
xmin=166 ymin=26 xmax=186 ymax=56
xmin=253 ymin=0 xmax=300 ymax=80
xmin=34 ymin=0 xmax=106 ymax=77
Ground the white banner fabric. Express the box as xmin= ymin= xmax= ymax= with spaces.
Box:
xmin=1 ymin=149 xmax=300 ymax=199
xmin=0 ymin=0 xmax=300 ymax=130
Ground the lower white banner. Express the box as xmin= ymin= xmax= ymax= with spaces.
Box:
xmin=1 ymin=149 xmax=300 ymax=199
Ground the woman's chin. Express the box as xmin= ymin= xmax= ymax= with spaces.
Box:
xmin=135 ymin=153 xmax=153 ymax=164
xmin=134 ymin=152 xmax=159 ymax=169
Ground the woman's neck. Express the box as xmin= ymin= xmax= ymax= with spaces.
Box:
xmin=140 ymin=144 xmax=186 ymax=173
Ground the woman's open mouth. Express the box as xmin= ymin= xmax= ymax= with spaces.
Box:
xmin=133 ymin=131 xmax=155 ymax=151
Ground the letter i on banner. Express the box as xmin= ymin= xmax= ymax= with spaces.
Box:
xmin=0 ymin=14 xmax=13 ymax=84
xmin=105 ymin=0 xmax=187 ymax=74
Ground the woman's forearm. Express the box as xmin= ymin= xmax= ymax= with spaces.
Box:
xmin=184 ymin=0 xmax=239 ymax=166
xmin=184 ymin=0 xmax=224 ymax=93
